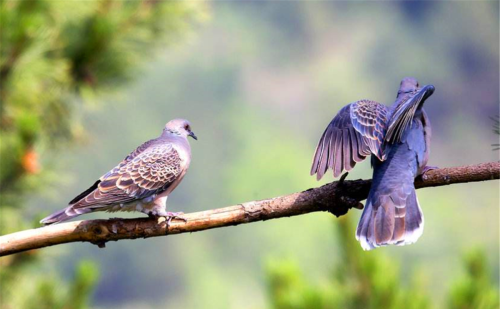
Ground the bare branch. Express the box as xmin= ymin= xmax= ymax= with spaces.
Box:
xmin=1 ymin=162 xmax=498 ymax=257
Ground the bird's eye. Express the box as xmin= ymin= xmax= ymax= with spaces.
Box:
xmin=185 ymin=125 xmax=190 ymax=131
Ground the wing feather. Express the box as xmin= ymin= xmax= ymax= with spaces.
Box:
xmin=343 ymin=129 xmax=353 ymax=171
xmin=311 ymin=100 xmax=389 ymax=179
xmin=349 ymin=127 xmax=363 ymax=163
xmin=333 ymin=131 xmax=343 ymax=177
xmin=310 ymin=130 xmax=326 ymax=175
xmin=316 ymin=128 xmax=333 ymax=180
xmin=386 ymin=85 xmax=434 ymax=143
xmin=70 ymin=143 xmax=182 ymax=210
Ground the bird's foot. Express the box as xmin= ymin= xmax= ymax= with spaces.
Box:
xmin=154 ymin=211 xmax=187 ymax=232
xmin=329 ymin=196 xmax=364 ymax=217
xmin=329 ymin=172 xmax=363 ymax=217
xmin=420 ymin=165 xmax=439 ymax=180
xmin=164 ymin=211 xmax=187 ymax=223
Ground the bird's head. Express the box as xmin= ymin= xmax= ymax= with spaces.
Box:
xmin=164 ymin=119 xmax=197 ymax=140
xmin=397 ymin=77 xmax=419 ymax=97
xmin=396 ymin=77 xmax=435 ymax=103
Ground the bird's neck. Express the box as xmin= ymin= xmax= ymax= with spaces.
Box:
xmin=164 ymin=129 xmax=182 ymax=136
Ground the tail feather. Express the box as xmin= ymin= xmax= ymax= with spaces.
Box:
xmin=374 ymin=204 xmax=395 ymax=244
xmin=40 ymin=205 xmax=90 ymax=225
xmin=356 ymin=188 xmax=424 ymax=250
xmin=397 ymin=190 xmax=424 ymax=245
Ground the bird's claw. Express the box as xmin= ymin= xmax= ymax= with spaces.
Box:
xmin=420 ymin=165 xmax=439 ymax=180
xmin=165 ymin=211 xmax=187 ymax=222
xmin=158 ymin=212 xmax=187 ymax=231
xmin=338 ymin=172 xmax=349 ymax=186
xmin=329 ymin=196 xmax=363 ymax=217
xmin=150 ymin=211 xmax=187 ymax=233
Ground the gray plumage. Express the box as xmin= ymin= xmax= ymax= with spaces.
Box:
xmin=41 ymin=118 xmax=197 ymax=225
xmin=311 ymin=78 xmax=434 ymax=250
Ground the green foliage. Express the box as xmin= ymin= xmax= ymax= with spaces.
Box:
xmin=267 ymin=259 xmax=336 ymax=309
xmin=266 ymin=218 xmax=498 ymax=309
xmin=0 ymin=0 xmax=206 ymax=213
xmin=333 ymin=218 xmax=431 ymax=309
xmin=0 ymin=0 xmax=205 ymax=308
xmin=1 ymin=260 xmax=99 ymax=309
xmin=448 ymin=250 xmax=500 ymax=309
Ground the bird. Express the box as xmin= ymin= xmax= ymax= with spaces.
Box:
xmin=310 ymin=77 xmax=435 ymax=250
xmin=40 ymin=118 xmax=197 ymax=225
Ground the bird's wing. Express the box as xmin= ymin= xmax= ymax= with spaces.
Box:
xmin=385 ymin=85 xmax=434 ymax=143
xmin=103 ymin=138 xmax=160 ymax=179
xmin=311 ymin=100 xmax=388 ymax=179
xmin=70 ymin=143 xmax=182 ymax=210
xmin=68 ymin=138 xmax=160 ymax=205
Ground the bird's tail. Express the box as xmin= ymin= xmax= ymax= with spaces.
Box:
xmin=355 ymin=188 xmax=424 ymax=251
xmin=40 ymin=205 xmax=89 ymax=225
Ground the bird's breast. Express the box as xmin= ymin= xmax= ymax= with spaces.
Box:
xmin=172 ymin=144 xmax=191 ymax=170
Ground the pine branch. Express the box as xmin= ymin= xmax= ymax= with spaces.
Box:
xmin=0 ymin=162 xmax=498 ymax=257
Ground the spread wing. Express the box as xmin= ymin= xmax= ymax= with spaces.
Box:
xmin=70 ymin=143 xmax=182 ymax=210
xmin=311 ymin=100 xmax=388 ymax=180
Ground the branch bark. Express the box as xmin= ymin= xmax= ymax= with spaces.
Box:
xmin=1 ymin=162 xmax=498 ymax=257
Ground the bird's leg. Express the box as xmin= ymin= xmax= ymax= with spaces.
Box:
xmin=150 ymin=195 xmax=187 ymax=231
xmin=149 ymin=208 xmax=187 ymax=231
xmin=160 ymin=195 xmax=187 ymax=223
xmin=157 ymin=210 xmax=187 ymax=222
xmin=328 ymin=172 xmax=363 ymax=216
xmin=155 ymin=210 xmax=187 ymax=232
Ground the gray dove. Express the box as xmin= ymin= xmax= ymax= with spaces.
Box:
xmin=311 ymin=78 xmax=435 ymax=250
xmin=41 ymin=119 xmax=197 ymax=225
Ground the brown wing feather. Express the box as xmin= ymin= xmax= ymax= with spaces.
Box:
xmin=343 ymin=129 xmax=354 ymax=171
xmin=97 ymin=138 xmax=161 ymax=182
xmin=311 ymin=100 xmax=389 ymax=180
xmin=71 ymin=144 xmax=182 ymax=210
xmin=333 ymin=131 xmax=343 ymax=177
xmin=350 ymin=100 xmax=388 ymax=160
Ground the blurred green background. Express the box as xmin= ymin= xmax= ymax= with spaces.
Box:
xmin=1 ymin=1 xmax=498 ymax=309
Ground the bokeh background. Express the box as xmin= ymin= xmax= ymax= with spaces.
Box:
xmin=1 ymin=1 xmax=498 ymax=308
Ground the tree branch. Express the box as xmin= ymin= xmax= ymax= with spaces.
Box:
xmin=1 ymin=162 xmax=498 ymax=257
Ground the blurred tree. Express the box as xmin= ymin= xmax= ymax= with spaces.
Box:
xmin=266 ymin=217 xmax=498 ymax=309
xmin=0 ymin=0 xmax=206 ymax=307
xmin=448 ymin=250 xmax=499 ymax=309
xmin=15 ymin=261 xmax=99 ymax=309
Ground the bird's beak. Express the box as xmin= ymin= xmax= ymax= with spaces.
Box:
xmin=188 ymin=131 xmax=198 ymax=140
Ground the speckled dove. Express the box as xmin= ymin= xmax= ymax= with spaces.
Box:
xmin=41 ymin=119 xmax=197 ymax=225
xmin=311 ymin=78 xmax=435 ymax=250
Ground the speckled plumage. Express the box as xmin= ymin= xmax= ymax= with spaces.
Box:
xmin=41 ymin=119 xmax=197 ymax=225
xmin=310 ymin=100 xmax=389 ymax=180
xmin=311 ymin=78 xmax=435 ymax=250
